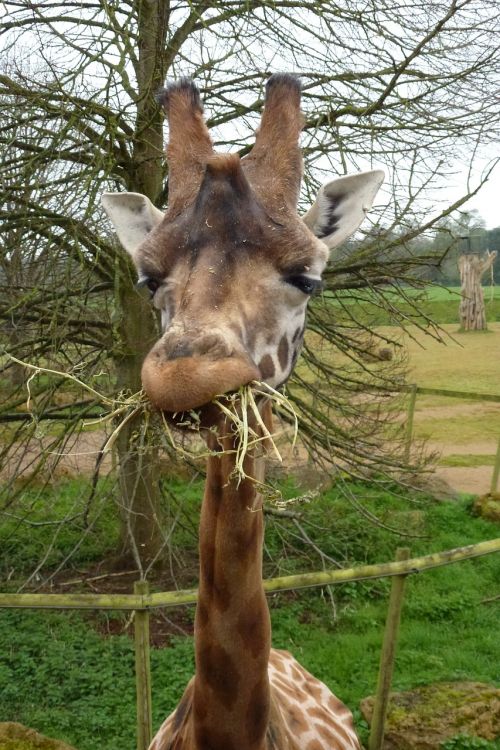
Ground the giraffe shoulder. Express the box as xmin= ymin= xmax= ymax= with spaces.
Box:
xmin=149 ymin=679 xmax=194 ymax=750
xmin=268 ymin=650 xmax=361 ymax=749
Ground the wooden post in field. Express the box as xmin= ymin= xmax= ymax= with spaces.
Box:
xmin=404 ymin=386 xmax=417 ymax=463
xmin=368 ymin=548 xmax=410 ymax=750
xmin=134 ymin=580 xmax=152 ymax=750
xmin=458 ymin=250 xmax=497 ymax=330
xmin=491 ymin=435 xmax=500 ymax=494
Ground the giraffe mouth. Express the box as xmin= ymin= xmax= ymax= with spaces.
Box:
xmin=141 ymin=352 xmax=260 ymax=416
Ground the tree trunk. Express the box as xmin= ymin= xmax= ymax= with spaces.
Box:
xmin=458 ymin=251 xmax=497 ymax=330
xmin=113 ymin=0 xmax=169 ymax=568
xmin=114 ymin=272 xmax=163 ymax=569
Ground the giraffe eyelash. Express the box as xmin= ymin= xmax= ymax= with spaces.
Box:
xmin=286 ymin=275 xmax=324 ymax=295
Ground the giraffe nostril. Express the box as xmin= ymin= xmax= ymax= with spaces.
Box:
xmin=153 ymin=331 xmax=193 ymax=362
xmin=155 ymin=331 xmax=233 ymax=363
xmin=165 ymin=341 xmax=193 ymax=360
xmin=193 ymin=334 xmax=233 ymax=359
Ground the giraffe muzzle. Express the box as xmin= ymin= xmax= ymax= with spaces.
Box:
xmin=141 ymin=351 xmax=260 ymax=413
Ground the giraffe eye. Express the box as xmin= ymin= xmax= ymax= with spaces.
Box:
xmin=137 ymin=277 xmax=160 ymax=296
xmin=286 ymin=275 xmax=324 ymax=295
xmin=146 ymin=278 xmax=160 ymax=294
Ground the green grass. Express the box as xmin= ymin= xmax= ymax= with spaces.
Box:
xmin=271 ymin=490 xmax=500 ymax=745
xmin=401 ymin=322 xmax=500 ymax=456
xmin=404 ymin=323 xmax=500 ymax=394
xmin=0 ymin=479 xmax=119 ymax=581
xmin=423 ymin=286 xmax=500 ymax=303
xmin=309 ymin=286 xmax=500 ymax=465
xmin=438 ymin=454 xmax=496 ymax=468
xmin=442 ymin=737 xmax=500 ymax=750
xmin=0 ymin=473 xmax=206 ymax=585
xmin=323 ymin=284 xmax=500 ymax=327
xmin=1 ymin=480 xmax=499 ymax=750
xmin=414 ymin=411 xmax=500 ymax=445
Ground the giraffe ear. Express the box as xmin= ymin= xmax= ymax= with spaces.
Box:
xmin=303 ymin=170 xmax=384 ymax=251
xmin=101 ymin=192 xmax=164 ymax=258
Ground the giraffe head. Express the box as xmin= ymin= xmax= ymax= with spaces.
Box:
xmin=102 ymin=75 xmax=383 ymax=417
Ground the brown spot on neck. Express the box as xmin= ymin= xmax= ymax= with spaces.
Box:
xmin=292 ymin=325 xmax=303 ymax=343
xmin=194 ymin=726 xmax=238 ymax=750
xmin=236 ymin=591 xmax=270 ymax=658
xmin=245 ymin=678 xmax=270 ymax=746
xmin=197 ymin=644 xmax=239 ymax=710
xmin=286 ymin=704 xmax=308 ymax=735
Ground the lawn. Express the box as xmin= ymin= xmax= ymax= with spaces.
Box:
xmin=403 ymin=322 xmax=500 ymax=395
xmin=395 ymin=321 xmax=500 ymax=443
xmin=325 ymin=283 xmax=500 ymax=326
xmin=304 ymin=286 xmax=500 ymax=487
xmin=1 ymin=481 xmax=499 ymax=750
xmin=420 ymin=286 xmax=500 ymax=303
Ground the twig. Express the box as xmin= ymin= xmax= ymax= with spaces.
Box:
xmin=480 ymin=593 xmax=500 ymax=604
xmin=264 ymin=507 xmax=303 ymax=519
xmin=58 ymin=570 xmax=137 ymax=587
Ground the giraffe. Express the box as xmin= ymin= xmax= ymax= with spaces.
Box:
xmin=102 ymin=74 xmax=383 ymax=750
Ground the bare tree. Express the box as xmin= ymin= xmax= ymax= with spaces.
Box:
xmin=1 ymin=0 xmax=499 ymax=579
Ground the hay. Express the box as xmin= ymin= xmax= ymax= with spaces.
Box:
xmin=5 ymin=354 xmax=300 ymax=500
xmin=211 ymin=382 xmax=298 ymax=495
xmin=5 ymin=353 xmax=148 ymax=454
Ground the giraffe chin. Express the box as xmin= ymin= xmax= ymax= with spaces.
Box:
xmin=141 ymin=353 xmax=260 ymax=417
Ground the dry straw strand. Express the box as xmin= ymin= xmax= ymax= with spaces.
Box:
xmin=4 ymin=356 xmax=300 ymax=500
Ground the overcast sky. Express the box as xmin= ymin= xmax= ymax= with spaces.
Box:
xmin=461 ymin=161 xmax=499 ymax=230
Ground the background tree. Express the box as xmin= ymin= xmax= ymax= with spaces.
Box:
xmin=1 ymin=0 xmax=499 ymax=581
xmin=458 ymin=250 xmax=498 ymax=330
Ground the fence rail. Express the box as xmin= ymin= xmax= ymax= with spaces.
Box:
xmin=1 ymin=537 xmax=499 ymax=750
xmin=404 ymin=384 xmax=500 ymax=403
xmin=1 ymin=538 xmax=499 ymax=611
xmin=403 ymin=383 xmax=500 ymax=492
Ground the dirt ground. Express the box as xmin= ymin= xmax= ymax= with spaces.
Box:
xmin=435 ymin=466 xmax=492 ymax=495
xmin=4 ymin=322 xmax=499 ymax=495
xmin=426 ymin=438 xmax=497 ymax=495
xmin=0 ymin=429 xmax=113 ymax=482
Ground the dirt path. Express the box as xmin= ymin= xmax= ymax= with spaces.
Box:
xmin=416 ymin=399 xmax=500 ymax=495
xmin=0 ymin=430 xmax=112 ymax=481
xmin=434 ymin=466 xmax=493 ymax=495
xmin=1 ymin=425 xmax=495 ymax=495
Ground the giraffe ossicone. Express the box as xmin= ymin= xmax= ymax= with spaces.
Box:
xmin=103 ymin=74 xmax=383 ymax=750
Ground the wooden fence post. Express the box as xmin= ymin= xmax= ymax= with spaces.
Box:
xmin=368 ymin=548 xmax=410 ymax=750
xmin=134 ymin=580 xmax=152 ymax=750
xmin=404 ymin=386 xmax=417 ymax=463
xmin=490 ymin=435 xmax=500 ymax=494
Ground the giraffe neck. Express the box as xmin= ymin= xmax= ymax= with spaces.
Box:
xmin=193 ymin=428 xmax=270 ymax=750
